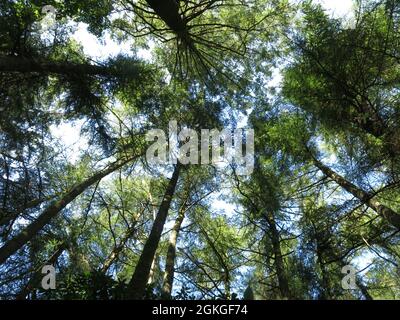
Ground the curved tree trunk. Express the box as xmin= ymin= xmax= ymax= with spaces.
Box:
xmin=127 ymin=164 xmax=181 ymax=299
xmin=0 ymin=156 xmax=138 ymax=265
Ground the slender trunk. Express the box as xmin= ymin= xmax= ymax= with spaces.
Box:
xmin=147 ymin=194 xmax=159 ymax=287
xmin=126 ymin=164 xmax=181 ymax=299
xmin=312 ymin=157 xmax=400 ymax=229
xmin=200 ymin=226 xmax=231 ymax=299
xmin=101 ymin=226 xmax=137 ymax=274
xmin=16 ymin=243 xmax=66 ymax=300
xmin=0 ymin=156 xmax=137 ymax=265
xmin=0 ymin=56 xmax=119 ymax=78
xmin=267 ymin=214 xmax=291 ymax=299
xmin=100 ymin=207 xmax=145 ymax=274
xmin=356 ymin=276 xmax=373 ymax=300
xmin=147 ymin=254 xmax=158 ymax=286
xmin=161 ymin=207 xmax=186 ymax=299
xmin=101 ymin=242 xmax=125 ymax=274
xmin=315 ymin=239 xmax=332 ymax=300
xmin=223 ymin=274 xmax=231 ymax=300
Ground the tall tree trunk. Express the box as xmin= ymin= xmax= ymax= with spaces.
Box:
xmin=147 ymin=254 xmax=159 ymax=286
xmin=161 ymin=207 xmax=187 ymax=299
xmin=355 ymin=276 xmax=373 ymax=300
xmin=0 ymin=56 xmax=129 ymax=79
xmin=267 ymin=213 xmax=291 ymax=299
xmin=161 ymin=176 xmax=210 ymax=299
xmin=100 ymin=206 xmax=146 ymax=274
xmin=126 ymin=164 xmax=181 ymax=299
xmin=315 ymin=238 xmax=332 ymax=300
xmin=312 ymin=156 xmax=400 ymax=229
xmin=147 ymin=193 xmax=160 ymax=287
xmin=16 ymin=242 xmax=66 ymax=300
xmin=0 ymin=156 xmax=138 ymax=265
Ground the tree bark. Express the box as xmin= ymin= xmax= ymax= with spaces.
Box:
xmin=0 ymin=56 xmax=130 ymax=79
xmin=147 ymin=254 xmax=158 ymax=286
xmin=126 ymin=164 xmax=181 ymax=299
xmin=312 ymin=157 xmax=400 ymax=229
xmin=266 ymin=213 xmax=291 ymax=299
xmin=0 ymin=156 xmax=138 ymax=265
xmin=315 ymin=236 xmax=332 ymax=300
xmin=161 ymin=206 xmax=187 ymax=299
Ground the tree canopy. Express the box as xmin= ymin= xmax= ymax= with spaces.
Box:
xmin=1 ymin=0 xmax=400 ymax=300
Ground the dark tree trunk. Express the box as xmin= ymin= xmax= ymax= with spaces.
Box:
xmin=315 ymin=238 xmax=332 ymax=300
xmin=127 ymin=164 xmax=181 ymax=299
xmin=0 ymin=56 xmax=120 ymax=78
xmin=356 ymin=276 xmax=373 ymax=300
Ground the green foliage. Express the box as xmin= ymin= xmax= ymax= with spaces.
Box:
xmin=42 ymin=270 xmax=128 ymax=300
xmin=2 ymin=0 xmax=400 ymax=302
